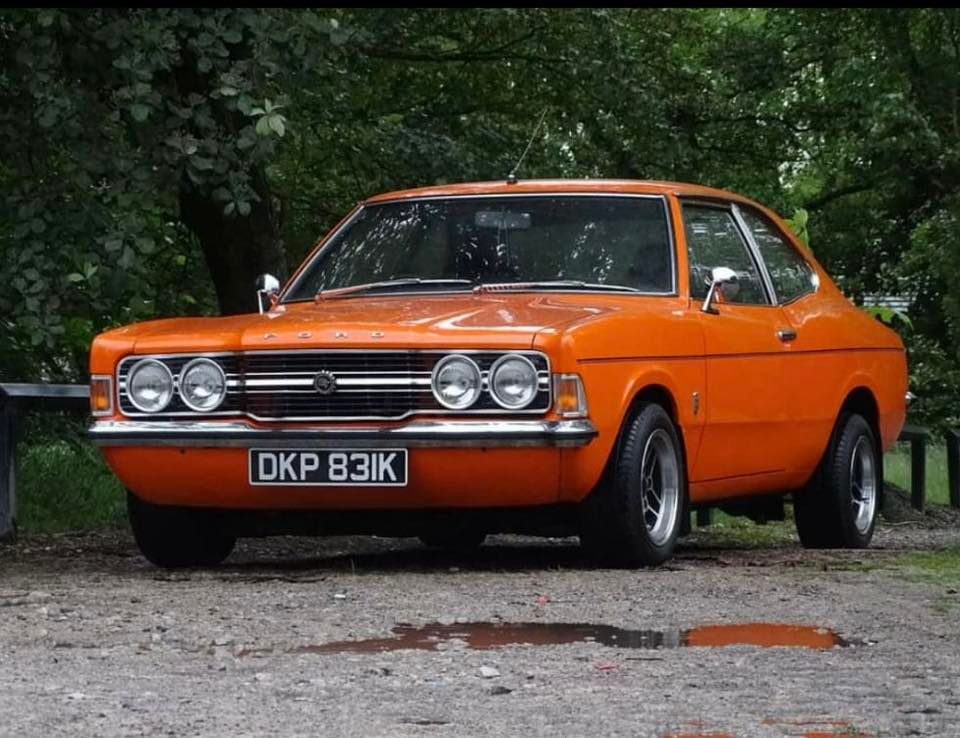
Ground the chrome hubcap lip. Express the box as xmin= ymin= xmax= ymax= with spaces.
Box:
xmin=850 ymin=436 xmax=877 ymax=534
xmin=640 ymin=429 xmax=680 ymax=546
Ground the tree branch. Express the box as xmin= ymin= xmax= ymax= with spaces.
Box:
xmin=803 ymin=181 xmax=879 ymax=211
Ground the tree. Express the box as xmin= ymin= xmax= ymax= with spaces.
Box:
xmin=0 ymin=8 xmax=341 ymax=376
xmin=3 ymin=7 xmax=960 ymax=427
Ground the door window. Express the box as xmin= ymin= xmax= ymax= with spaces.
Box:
xmin=739 ymin=208 xmax=817 ymax=303
xmin=682 ymin=204 xmax=768 ymax=305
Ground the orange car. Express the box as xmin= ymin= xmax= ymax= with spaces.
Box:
xmin=88 ymin=180 xmax=908 ymax=568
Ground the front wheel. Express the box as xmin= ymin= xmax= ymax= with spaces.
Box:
xmin=579 ymin=402 xmax=686 ymax=568
xmin=794 ymin=413 xmax=879 ymax=549
xmin=127 ymin=491 xmax=236 ymax=568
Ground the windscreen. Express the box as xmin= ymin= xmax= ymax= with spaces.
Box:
xmin=284 ymin=195 xmax=673 ymax=300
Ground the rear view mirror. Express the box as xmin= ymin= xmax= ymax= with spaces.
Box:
xmin=475 ymin=210 xmax=532 ymax=230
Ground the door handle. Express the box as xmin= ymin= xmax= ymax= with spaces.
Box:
xmin=777 ymin=328 xmax=797 ymax=342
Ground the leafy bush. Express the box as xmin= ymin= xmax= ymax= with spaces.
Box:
xmin=903 ymin=333 xmax=960 ymax=434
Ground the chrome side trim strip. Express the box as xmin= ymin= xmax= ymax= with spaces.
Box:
xmin=88 ymin=419 xmax=598 ymax=449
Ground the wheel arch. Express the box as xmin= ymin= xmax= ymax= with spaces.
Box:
xmin=612 ymin=382 xmax=689 ymax=493
xmin=839 ymin=386 xmax=881 ymax=442
xmin=830 ymin=385 xmax=884 ymax=490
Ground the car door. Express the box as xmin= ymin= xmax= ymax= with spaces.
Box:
xmin=735 ymin=205 xmax=835 ymax=482
xmin=680 ymin=201 xmax=795 ymax=496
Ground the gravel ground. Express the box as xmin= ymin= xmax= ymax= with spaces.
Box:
xmin=1 ymin=520 xmax=959 ymax=738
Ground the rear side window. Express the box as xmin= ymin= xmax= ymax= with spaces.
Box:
xmin=739 ymin=208 xmax=817 ymax=303
xmin=681 ymin=204 xmax=768 ymax=305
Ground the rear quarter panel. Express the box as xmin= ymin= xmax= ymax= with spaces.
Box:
xmin=782 ymin=289 xmax=907 ymax=474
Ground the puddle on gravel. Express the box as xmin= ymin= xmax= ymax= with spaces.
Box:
xmin=284 ymin=621 xmax=856 ymax=655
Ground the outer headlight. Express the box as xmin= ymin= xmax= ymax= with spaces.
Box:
xmin=127 ymin=359 xmax=174 ymax=413
xmin=431 ymin=355 xmax=482 ymax=410
xmin=179 ymin=358 xmax=227 ymax=412
xmin=489 ymin=354 xmax=538 ymax=410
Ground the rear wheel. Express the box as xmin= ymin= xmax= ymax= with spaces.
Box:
xmin=794 ymin=413 xmax=879 ymax=549
xmin=580 ymin=402 xmax=685 ymax=567
xmin=127 ymin=491 xmax=235 ymax=568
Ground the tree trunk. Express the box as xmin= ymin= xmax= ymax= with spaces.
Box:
xmin=179 ymin=167 xmax=288 ymax=316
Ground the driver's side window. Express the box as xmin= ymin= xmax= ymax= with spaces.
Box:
xmin=682 ymin=203 xmax=768 ymax=305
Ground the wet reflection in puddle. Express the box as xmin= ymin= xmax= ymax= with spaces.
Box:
xmin=298 ymin=621 xmax=855 ymax=654
xmin=770 ymin=719 xmax=872 ymax=738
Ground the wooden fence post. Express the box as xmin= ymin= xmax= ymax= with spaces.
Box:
xmin=0 ymin=398 xmax=17 ymax=542
xmin=910 ymin=432 xmax=927 ymax=512
xmin=898 ymin=425 xmax=929 ymax=512
xmin=947 ymin=429 xmax=960 ymax=510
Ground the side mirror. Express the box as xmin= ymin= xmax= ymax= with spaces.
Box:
xmin=701 ymin=266 xmax=739 ymax=314
xmin=255 ymin=273 xmax=280 ymax=314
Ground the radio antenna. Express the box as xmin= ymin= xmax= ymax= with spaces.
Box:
xmin=507 ymin=108 xmax=549 ymax=185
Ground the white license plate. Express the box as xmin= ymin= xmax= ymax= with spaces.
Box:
xmin=249 ymin=448 xmax=408 ymax=487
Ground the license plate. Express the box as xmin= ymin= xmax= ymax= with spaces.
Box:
xmin=249 ymin=448 xmax=408 ymax=487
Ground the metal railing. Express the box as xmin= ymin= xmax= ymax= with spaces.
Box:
xmin=0 ymin=383 xmax=89 ymax=541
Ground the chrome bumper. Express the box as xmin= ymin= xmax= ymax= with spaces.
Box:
xmin=88 ymin=419 xmax=598 ymax=449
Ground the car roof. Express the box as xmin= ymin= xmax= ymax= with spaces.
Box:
xmin=364 ymin=179 xmax=760 ymax=207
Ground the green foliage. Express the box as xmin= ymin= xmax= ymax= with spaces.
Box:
xmin=785 ymin=209 xmax=810 ymax=246
xmin=1 ymin=7 xmax=960 ymax=427
xmin=0 ymin=8 xmax=340 ymax=379
xmin=18 ymin=441 xmax=126 ymax=532
xmin=863 ymin=305 xmax=912 ymax=328
xmin=903 ymin=333 xmax=960 ymax=432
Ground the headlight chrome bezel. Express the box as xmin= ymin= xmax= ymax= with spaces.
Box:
xmin=126 ymin=358 xmax=175 ymax=414
xmin=179 ymin=357 xmax=227 ymax=413
xmin=431 ymin=354 xmax=483 ymax=410
xmin=488 ymin=353 xmax=539 ymax=410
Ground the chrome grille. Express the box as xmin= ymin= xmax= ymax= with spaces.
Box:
xmin=117 ymin=351 xmax=551 ymax=420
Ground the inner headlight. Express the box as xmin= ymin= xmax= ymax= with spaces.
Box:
xmin=431 ymin=355 xmax=481 ymax=410
xmin=489 ymin=354 xmax=538 ymax=409
xmin=127 ymin=359 xmax=174 ymax=413
xmin=179 ymin=358 xmax=227 ymax=412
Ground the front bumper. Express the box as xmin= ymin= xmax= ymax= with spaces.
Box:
xmin=88 ymin=418 xmax=598 ymax=449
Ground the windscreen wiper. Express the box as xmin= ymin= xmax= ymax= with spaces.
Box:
xmin=473 ymin=280 xmax=640 ymax=294
xmin=316 ymin=278 xmax=474 ymax=301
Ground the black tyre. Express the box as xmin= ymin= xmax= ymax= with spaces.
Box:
xmin=794 ymin=413 xmax=879 ymax=549
xmin=127 ymin=491 xmax=235 ymax=568
xmin=419 ymin=529 xmax=487 ymax=551
xmin=579 ymin=402 xmax=686 ymax=568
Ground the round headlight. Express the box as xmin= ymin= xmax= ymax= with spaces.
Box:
xmin=431 ymin=355 xmax=482 ymax=410
xmin=179 ymin=358 xmax=227 ymax=412
xmin=489 ymin=354 xmax=538 ymax=410
xmin=127 ymin=359 xmax=174 ymax=413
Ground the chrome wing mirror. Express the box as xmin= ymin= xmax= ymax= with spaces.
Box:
xmin=255 ymin=273 xmax=280 ymax=314
xmin=701 ymin=266 xmax=739 ymax=314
